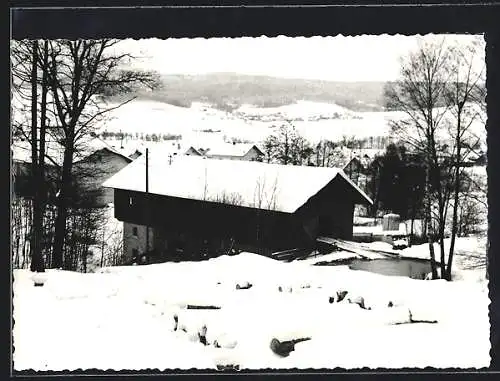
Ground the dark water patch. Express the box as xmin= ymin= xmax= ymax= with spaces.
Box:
xmin=348 ymin=258 xmax=432 ymax=279
xmin=314 ymin=257 xmax=433 ymax=279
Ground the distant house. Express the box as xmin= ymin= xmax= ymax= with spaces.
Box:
xmin=129 ymin=150 xmax=143 ymax=160
xmin=202 ymin=143 xmax=264 ymax=161
xmin=114 ymin=143 xmax=201 ymax=160
xmin=342 ymin=154 xmax=374 ymax=189
xmin=343 ymin=157 xmax=365 ymax=183
xmin=184 ymin=146 xmax=202 ymax=156
xmin=103 ymin=154 xmax=372 ymax=263
xmin=72 ymin=147 xmax=133 ymax=207
xmin=12 ymin=142 xmax=61 ymax=202
xmin=12 ymin=142 xmax=132 ymax=208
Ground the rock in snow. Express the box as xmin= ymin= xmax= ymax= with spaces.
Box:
xmin=270 ymin=337 xmax=312 ymax=357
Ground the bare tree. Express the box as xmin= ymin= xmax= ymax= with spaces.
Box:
xmin=444 ymin=38 xmax=485 ymax=280
xmin=263 ymin=121 xmax=313 ymax=165
xmin=386 ymin=36 xmax=486 ymax=280
xmin=314 ymin=140 xmax=336 ymax=167
xmin=11 ymin=40 xmax=52 ymax=273
xmin=29 ymin=40 xmax=42 ymax=272
xmin=11 ymin=39 xmax=158 ymax=270
xmin=209 ymin=191 xmax=244 ymax=206
xmin=386 ymin=38 xmax=454 ymax=279
xmin=40 ymin=40 xmax=157 ymax=269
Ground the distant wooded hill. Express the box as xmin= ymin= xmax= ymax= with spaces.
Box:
xmin=120 ymin=73 xmax=390 ymax=112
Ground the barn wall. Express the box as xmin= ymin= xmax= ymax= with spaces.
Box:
xmin=302 ymin=216 xmax=319 ymax=240
xmin=123 ymin=221 xmax=154 ymax=262
xmin=328 ymin=201 xmax=354 ymax=239
xmin=114 ymin=189 xmax=313 ymax=257
xmin=296 ymin=176 xmax=359 ymax=240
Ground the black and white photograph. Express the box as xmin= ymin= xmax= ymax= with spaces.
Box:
xmin=11 ymin=33 xmax=489 ymax=370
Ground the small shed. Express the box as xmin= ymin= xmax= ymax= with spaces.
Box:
xmin=382 ymin=213 xmax=400 ymax=231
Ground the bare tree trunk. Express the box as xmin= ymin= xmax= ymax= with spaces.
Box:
xmin=425 ymin=141 xmax=438 ymax=279
xmin=22 ymin=198 xmax=33 ymax=268
xmin=410 ymin=209 xmax=415 ymax=247
xmin=37 ymin=40 xmax=49 ymax=271
xmin=43 ymin=205 xmax=56 ymax=268
xmin=438 ymin=211 xmax=447 ymax=277
xmin=31 ymin=40 xmax=49 ymax=273
xmin=100 ymin=223 xmax=106 ymax=268
xmin=13 ymin=200 xmax=21 ymax=268
xmin=486 ymin=238 xmax=489 ymax=280
xmin=30 ymin=40 xmax=43 ymax=273
xmin=52 ymin=141 xmax=74 ymax=269
xmin=371 ymin=167 xmax=381 ymax=219
xmin=447 ymin=109 xmax=463 ymax=281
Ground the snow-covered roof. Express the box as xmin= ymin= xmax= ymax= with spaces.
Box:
xmin=12 ymin=140 xmax=66 ymax=166
xmin=202 ymin=143 xmax=263 ymax=158
xmin=103 ymin=150 xmax=373 ymax=213
xmin=11 ymin=137 xmax=132 ymax=167
xmin=105 ymin=140 xmax=204 ymax=159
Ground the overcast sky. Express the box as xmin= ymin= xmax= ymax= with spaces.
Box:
xmin=118 ymin=34 xmax=484 ymax=82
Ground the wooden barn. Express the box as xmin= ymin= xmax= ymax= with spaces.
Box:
xmin=104 ymin=151 xmax=372 ymax=263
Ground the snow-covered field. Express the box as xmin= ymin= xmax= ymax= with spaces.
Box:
xmin=84 ymin=98 xmax=486 ymax=161
xmin=97 ymin=99 xmax=401 ymax=147
xmin=13 ymin=238 xmax=489 ymax=371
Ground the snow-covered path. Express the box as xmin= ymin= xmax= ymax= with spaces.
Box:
xmin=13 ymin=250 xmax=489 ymax=370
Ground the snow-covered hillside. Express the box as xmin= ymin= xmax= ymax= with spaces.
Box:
xmin=13 ymin=238 xmax=488 ymax=371
xmin=14 ymin=97 xmax=486 ymax=153
xmin=96 ymin=99 xmax=404 ymax=147
xmin=235 ymin=100 xmax=358 ymax=121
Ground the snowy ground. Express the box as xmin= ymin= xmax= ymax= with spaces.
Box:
xmin=13 ymin=237 xmax=489 ymax=371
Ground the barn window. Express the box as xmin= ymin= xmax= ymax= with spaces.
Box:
xmin=132 ymin=248 xmax=138 ymax=258
xmin=129 ymin=196 xmax=134 ymax=206
xmin=132 ymin=227 xmax=138 ymax=237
